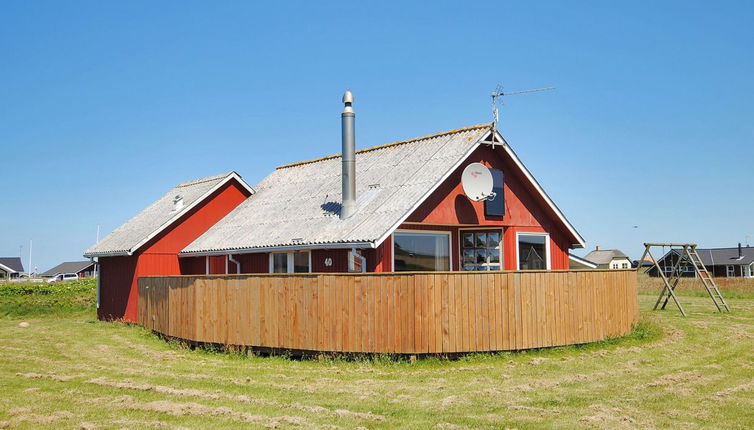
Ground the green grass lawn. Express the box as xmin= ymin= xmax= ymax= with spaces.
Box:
xmin=1 ymin=277 xmax=753 ymax=429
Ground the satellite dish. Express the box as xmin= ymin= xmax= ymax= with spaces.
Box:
xmin=461 ymin=163 xmax=495 ymax=202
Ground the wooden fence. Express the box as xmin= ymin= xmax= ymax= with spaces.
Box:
xmin=137 ymin=270 xmax=638 ymax=354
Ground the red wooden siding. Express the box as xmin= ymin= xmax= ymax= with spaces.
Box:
xmin=402 ymin=145 xmax=572 ymax=270
xmin=236 ymin=253 xmax=268 ymax=273
xmin=98 ymin=179 xmax=251 ymax=322
xmin=408 ymin=145 xmax=565 ymax=230
xmin=365 ymin=234 xmax=392 ymax=272
xmin=98 ymin=256 xmax=137 ymax=320
xmin=311 ymin=249 xmax=349 ymax=272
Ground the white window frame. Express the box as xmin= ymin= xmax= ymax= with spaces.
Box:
xmin=515 ymin=232 xmax=551 ymax=270
xmin=268 ymin=251 xmax=312 ymax=274
xmin=459 ymin=227 xmax=504 ymax=271
xmin=726 ymin=265 xmax=734 ymax=278
xmin=393 ymin=230 xmax=453 ymax=272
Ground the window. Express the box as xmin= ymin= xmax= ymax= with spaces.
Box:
xmin=272 ymin=253 xmax=288 ymax=273
xmin=270 ymin=251 xmax=310 ymax=273
xmin=484 ymin=169 xmax=505 ymax=217
xmin=293 ymin=252 xmax=309 ymax=273
xmin=394 ymin=231 xmax=450 ymax=271
xmin=622 ymin=263 xmax=629 ymax=269
xmin=726 ymin=265 xmax=734 ymax=278
xmin=462 ymin=230 xmax=502 ymax=271
xmin=517 ymin=233 xmax=549 ymax=270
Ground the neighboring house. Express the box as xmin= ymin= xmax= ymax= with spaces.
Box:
xmin=584 ymin=246 xmax=632 ymax=269
xmin=41 ymin=261 xmax=97 ymax=279
xmin=569 ymin=253 xmax=598 ymax=270
xmin=647 ymin=245 xmax=754 ymax=278
xmin=86 ymin=96 xmax=586 ymax=322
xmin=636 ymin=256 xmax=655 ymax=269
xmin=84 ymin=172 xmax=255 ymax=321
xmin=0 ymin=257 xmax=25 ymax=280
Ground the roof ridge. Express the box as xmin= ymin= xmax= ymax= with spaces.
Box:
xmin=176 ymin=171 xmax=236 ymax=188
xmin=694 ymin=246 xmax=753 ymax=251
xmin=276 ymin=123 xmax=492 ymax=170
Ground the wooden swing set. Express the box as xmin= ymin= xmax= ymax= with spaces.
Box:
xmin=638 ymin=243 xmax=730 ymax=317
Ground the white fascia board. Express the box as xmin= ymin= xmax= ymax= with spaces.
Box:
xmin=494 ymin=131 xmax=586 ymax=248
xmin=372 ymin=130 xmax=489 ymax=249
xmin=126 ymin=172 xmax=255 ymax=257
xmin=83 ymin=250 xmax=131 ymax=258
xmin=178 ymin=241 xmax=375 ymax=258
xmin=0 ymin=263 xmax=18 ymax=273
xmin=569 ymin=253 xmax=597 ymax=269
xmin=226 ymin=171 xmax=256 ymax=196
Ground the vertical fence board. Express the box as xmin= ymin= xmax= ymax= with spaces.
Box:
xmin=499 ymin=273 xmax=510 ymax=350
xmin=424 ymin=275 xmax=433 ymax=354
xmin=477 ymin=274 xmax=488 ymax=351
xmin=442 ymin=274 xmax=452 ymax=353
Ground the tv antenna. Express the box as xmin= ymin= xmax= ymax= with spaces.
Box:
xmin=491 ymin=85 xmax=555 ymax=140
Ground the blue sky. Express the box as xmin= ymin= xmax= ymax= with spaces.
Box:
xmin=1 ymin=1 xmax=753 ymax=272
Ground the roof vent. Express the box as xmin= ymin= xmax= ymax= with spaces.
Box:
xmin=172 ymin=194 xmax=184 ymax=212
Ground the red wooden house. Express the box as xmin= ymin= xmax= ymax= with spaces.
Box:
xmin=84 ymin=172 xmax=254 ymax=321
xmin=86 ymin=92 xmax=585 ymax=322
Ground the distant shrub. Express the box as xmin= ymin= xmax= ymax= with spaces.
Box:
xmin=0 ymin=278 xmax=96 ymax=317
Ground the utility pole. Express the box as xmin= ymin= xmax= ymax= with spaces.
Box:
xmin=28 ymin=240 xmax=33 ymax=278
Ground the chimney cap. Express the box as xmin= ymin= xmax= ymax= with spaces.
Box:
xmin=343 ymin=89 xmax=353 ymax=104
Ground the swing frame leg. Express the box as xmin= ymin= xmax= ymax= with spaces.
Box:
xmin=645 ymin=246 xmax=687 ymax=317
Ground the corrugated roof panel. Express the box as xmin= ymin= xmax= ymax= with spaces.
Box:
xmin=84 ymin=172 xmax=247 ymax=257
xmin=182 ymin=125 xmax=492 ymax=254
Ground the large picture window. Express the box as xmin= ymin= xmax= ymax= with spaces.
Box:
xmin=394 ymin=231 xmax=450 ymax=272
xmin=269 ymin=251 xmax=311 ymax=273
xmin=461 ymin=230 xmax=502 ymax=271
xmin=517 ymin=233 xmax=550 ymax=270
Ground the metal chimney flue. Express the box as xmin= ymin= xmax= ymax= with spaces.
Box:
xmin=340 ymin=90 xmax=356 ymax=219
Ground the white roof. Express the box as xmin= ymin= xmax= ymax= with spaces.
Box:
xmin=584 ymin=249 xmax=630 ymax=265
xmin=84 ymin=172 xmax=253 ymax=257
xmin=182 ymin=124 xmax=585 ymax=256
